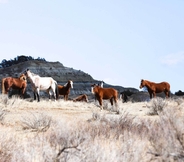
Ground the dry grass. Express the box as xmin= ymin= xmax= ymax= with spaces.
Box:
xmin=0 ymin=95 xmax=184 ymax=161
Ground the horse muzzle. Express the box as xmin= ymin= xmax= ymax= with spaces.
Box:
xmin=91 ymin=87 xmax=94 ymax=94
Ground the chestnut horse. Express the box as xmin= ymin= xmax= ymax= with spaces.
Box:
xmin=91 ymin=84 xmax=118 ymax=110
xmin=58 ymin=80 xmax=73 ymax=101
xmin=73 ymin=94 xmax=88 ymax=102
xmin=1 ymin=73 xmax=27 ymax=98
xmin=139 ymin=79 xmax=170 ymax=99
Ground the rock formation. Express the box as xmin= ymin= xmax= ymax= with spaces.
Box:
xmin=0 ymin=59 xmax=139 ymax=100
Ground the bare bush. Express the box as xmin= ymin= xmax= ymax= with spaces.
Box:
xmin=147 ymin=105 xmax=184 ymax=161
xmin=0 ymin=94 xmax=9 ymax=106
xmin=20 ymin=112 xmax=52 ymax=132
xmin=1 ymin=95 xmax=184 ymax=161
xmin=0 ymin=131 xmax=17 ymax=162
xmin=148 ymin=97 xmax=168 ymax=115
xmin=0 ymin=109 xmax=6 ymax=124
xmin=175 ymin=97 xmax=184 ymax=106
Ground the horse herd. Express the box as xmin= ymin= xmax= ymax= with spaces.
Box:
xmin=1 ymin=69 xmax=171 ymax=110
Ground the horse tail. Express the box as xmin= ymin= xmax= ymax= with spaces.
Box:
xmin=55 ymin=82 xmax=59 ymax=100
xmin=167 ymin=82 xmax=171 ymax=97
xmin=1 ymin=78 xmax=5 ymax=94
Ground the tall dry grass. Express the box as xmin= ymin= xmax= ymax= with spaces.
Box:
xmin=0 ymin=95 xmax=184 ymax=161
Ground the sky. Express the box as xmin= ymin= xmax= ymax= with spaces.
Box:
xmin=0 ymin=0 xmax=184 ymax=93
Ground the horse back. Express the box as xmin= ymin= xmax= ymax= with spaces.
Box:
xmin=12 ymin=78 xmax=27 ymax=88
xmin=150 ymin=81 xmax=170 ymax=93
xmin=99 ymin=88 xmax=118 ymax=99
xmin=156 ymin=82 xmax=170 ymax=91
xmin=36 ymin=77 xmax=55 ymax=90
xmin=58 ymin=85 xmax=70 ymax=95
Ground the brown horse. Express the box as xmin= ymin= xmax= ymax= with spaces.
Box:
xmin=58 ymin=80 xmax=73 ymax=101
xmin=91 ymin=84 xmax=118 ymax=110
xmin=73 ymin=94 xmax=88 ymax=102
xmin=1 ymin=74 xmax=27 ymax=98
xmin=139 ymin=79 xmax=170 ymax=99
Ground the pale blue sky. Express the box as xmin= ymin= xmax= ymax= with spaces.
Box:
xmin=0 ymin=0 xmax=184 ymax=93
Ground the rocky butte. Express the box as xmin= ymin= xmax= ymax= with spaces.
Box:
xmin=0 ymin=56 xmax=139 ymax=100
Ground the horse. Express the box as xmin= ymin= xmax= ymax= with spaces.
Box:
xmin=1 ymin=73 xmax=27 ymax=98
xmin=58 ymin=80 xmax=73 ymax=101
xmin=24 ymin=69 xmax=59 ymax=102
xmin=120 ymin=92 xmax=128 ymax=103
xmin=98 ymin=81 xmax=104 ymax=88
xmin=91 ymin=84 xmax=118 ymax=110
xmin=73 ymin=94 xmax=88 ymax=102
xmin=139 ymin=79 xmax=170 ymax=99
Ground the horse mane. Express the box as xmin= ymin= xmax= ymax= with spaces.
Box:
xmin=25 ymin=69 xmax=39 ymax=77
xmin=142 ymin=79 xmax=154 ymax=84
xmin=64 ymin=82 xmax=68 ymax=87
xmin=19 ymin=74 xmax=27 ymax=82
xmin=30 ymin=72 xmax=39 ymax=77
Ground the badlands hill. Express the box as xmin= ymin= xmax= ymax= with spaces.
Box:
xmin=0 ymin=57 xmax=140 ymax=100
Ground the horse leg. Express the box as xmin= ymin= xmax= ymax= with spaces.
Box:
xmin=35 ymin=88 xmax=40 ymax=102
xmin=110 ymin=98 xmax=113 ymax=106
xmin=149 ymin=92 xmax=152 ymax=99
xmin=50 ymin=88 xmax=56 ymax=101
xmin=52 ymin=91 xmax=57 ymax=101
xmin=22 ymin=88 xmax=26 ymax=99
xmin=6 ymin=87 xmax=10 ymax=95
xmin=33 ymin=92 xmax=37 ymax=100
xmin=53 ymin=92 xmax=56 ymax=101
xmin=114 ymin=97 xmax=119 ymax=113
xmin=153 ymin=92 xmax=156 ymax=98
xmin=66 ymin=95 xmax=68 ymax=101
xmin=46 ymin=89 xmax=51 ymax=100
xmin=99 ymin=98 xmax=103 ymax=110
xmin=19 ymin=88 xmax=25 ymax=99
xmin=165 ymin=90 xmax=170 ymax=98
xmin=64 ymin=95 xmax=67 ymax=101
xmin=37 ymin=93 xmax=40 ymax=102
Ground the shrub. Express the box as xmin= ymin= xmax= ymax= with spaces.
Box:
xmin=148 ymin=98 xmax=167 ymax=115
xmin=20 ymin=112 xmax=52 ymax=132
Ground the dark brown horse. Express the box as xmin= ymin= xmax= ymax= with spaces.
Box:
xmin=139 ymin=79 xmax=170 ymax=99
xmin=120 ymin=92 xmax=128 ymax=103
xmin=58 ymin=80 xmax=73 ymax=101
xmin=91 ymin=84 xmax=118 ymax=110
xmin=73 ymin=94 xmax=88 ymax=102
xmin=1 ymin=74 xmax=27 ymax=98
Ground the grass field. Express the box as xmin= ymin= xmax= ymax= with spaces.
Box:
xmin=0 ymin=95 xmax=184 ymax=162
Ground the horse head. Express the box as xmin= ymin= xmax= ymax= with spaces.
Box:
xmin=19 ymin=73 xmax=27 ymax=82
xmin=24 ymin=69 xmax=33 ymax=78
xmin=139 ymin=79 xmax=145 ymax=89
xmin=91 ymin=84 xmax=99 ymax=94
xmin=64 ymin=80 xmax=73 ymax=89
xmin=69 ymin=80 xmax=73 ymax=89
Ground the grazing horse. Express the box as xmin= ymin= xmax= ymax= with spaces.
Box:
xmin=58 ymin=80 xmax=73 ymax=101
xmin=1 ymin=73 xmax=27 ymax=98
xmin=139 ymin=79 xmax=170 ymax=99
xmin=91 ymin=84 xmax=118 ymax=110
xmin=120 ymin=92 xmax=128 ymax=103
xmin=24 ymin=69 xmax=58 ymax=102
xmin=73 ymin=94 xmax=88 ymax=102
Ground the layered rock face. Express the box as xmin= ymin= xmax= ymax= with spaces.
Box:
xmin=0 ymin=60 xmax=139 ymax=100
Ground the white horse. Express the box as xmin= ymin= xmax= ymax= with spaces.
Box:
xmin=25 ymin=69 xmax=59 ymax=102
